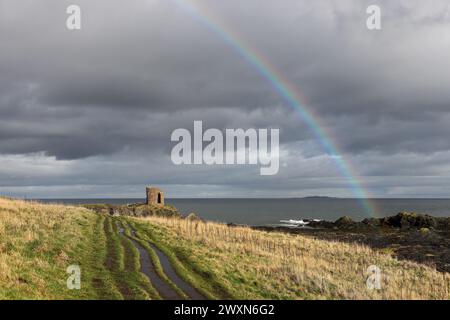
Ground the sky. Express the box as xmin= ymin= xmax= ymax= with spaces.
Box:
xmin=1 ymin=0 xmax=450 ymax=198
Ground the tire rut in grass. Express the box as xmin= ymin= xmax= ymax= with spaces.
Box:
xmin=118 ymin=229 xmax=135 ymax=272
xmin=146 ymin=238 xmax=206 ymax=300
xmin=103 ymin=216 xmax=135 ymax=299
xmin=103 ymin=216 xmax=116 ymax=271
xmin=126 ymin=225 xmax=206 ymax=300
xmin=117 ymin=223 xmax=183 ymax=300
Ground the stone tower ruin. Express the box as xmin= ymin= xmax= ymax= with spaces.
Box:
xmin=146 ymin=187 xmax=164 ymax=206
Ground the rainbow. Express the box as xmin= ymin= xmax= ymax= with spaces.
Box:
xmin=171 ymin=0 xmax=378 ymax=217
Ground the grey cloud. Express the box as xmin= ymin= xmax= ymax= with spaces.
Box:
xmin=1 ymin=0 xmax=450 ymax=197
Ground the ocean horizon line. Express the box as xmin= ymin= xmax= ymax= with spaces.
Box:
xmin=32 ymin=196 xmax=450 ymax=200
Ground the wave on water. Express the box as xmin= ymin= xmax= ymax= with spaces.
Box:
xmin=277 ymin=218 xmax=322 ymax=228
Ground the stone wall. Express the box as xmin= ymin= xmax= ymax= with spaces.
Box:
xmin=146 ymin=187 xmax=164 ymax=206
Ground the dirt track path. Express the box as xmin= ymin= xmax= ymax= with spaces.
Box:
xmin=117 ymin=224 xmax=182 ymax=299
xmin=117 ymin=222 xmax=205 ymax=300
xmin=144 ymin=236 xmax=205 ymax=300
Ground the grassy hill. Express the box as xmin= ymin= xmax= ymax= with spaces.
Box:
xmin=0 ymin=197 xmax=154 ymax=299
xmin=0 ymin=197 xmax=448 ymax=299
xmin=129 ymin=216 xmax=450 ymax=299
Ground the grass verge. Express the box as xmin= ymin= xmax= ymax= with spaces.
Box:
xmin=128 ymin=219 xmax=230 ymax=300
xmin=129 ymin=215 xmax=450 ymax=300
xmin=102 ymin=216 xmax=158 ymax=300
xmin=120 ymin=219 xmax=188 ymax=299
xmin=0 ymin=198 xmax=119 ymax=299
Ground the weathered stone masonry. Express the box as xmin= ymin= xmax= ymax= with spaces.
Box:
xmin=146 ymin=187 xmax=164 ymax=206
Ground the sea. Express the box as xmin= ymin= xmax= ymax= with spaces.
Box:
xmin=38 ymin=198 xmax=450 ymax=226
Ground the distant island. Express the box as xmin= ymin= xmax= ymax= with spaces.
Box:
xmin=300 ymin=196 xmax=339 ymax=199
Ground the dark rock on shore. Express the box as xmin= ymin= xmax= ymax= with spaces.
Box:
xmin=306 ymin=212 xmax=449 ymax=231
xmin=380 ymin=212 xmax=439 ymax=229
xmin=253 ymin=212 xmax=450 ymax=272
xmin=307 ymin=220 xmax=334 ymax=228
xmin=280 ymin=212 xmax=450 ymax=231
xmin=334 ymin=216 xmax=355 ymax=228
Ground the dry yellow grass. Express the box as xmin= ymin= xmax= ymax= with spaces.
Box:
xmin=134 ymin=216 xmax=450 ymax=300
xmin=2 ymin=196 xmax=448 ymax=300
xmin=0 ymin=197 xmax=101 ymax=299
xmin=0 ymin=197 xmax=162 ymax=300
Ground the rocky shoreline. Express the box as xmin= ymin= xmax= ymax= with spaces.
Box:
xmin=84 ymin=202 xmax=450 ymax=273
xmin=252 ymin=212 xmax=450 ymax=273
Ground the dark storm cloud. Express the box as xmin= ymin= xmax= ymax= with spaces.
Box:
xmin=1 ymin=0 xmax=450 ymax=197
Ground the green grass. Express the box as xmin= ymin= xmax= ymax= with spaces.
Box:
xmin=0 ymin=198 xmax=120 ymax=299
xmin=119 ymin=219 xmax=188 ymax=299
xmin=70 ymin=214 xmax=121 ymax=299
xmin=0 ymin=198 xmax=160 ymax=299
xmin=128 ymin=215 xmax=450 ymax=300
xmin=127 ymin=219 xmax=232 ymax=300
xmin=102 ymin=216 xmax=159 ymax=299
xmin=2 ymin=197 xmax=448 ymax=300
